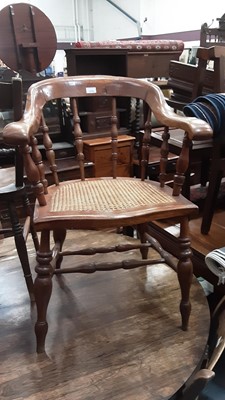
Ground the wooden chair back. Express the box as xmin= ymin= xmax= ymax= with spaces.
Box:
xmin=0 ymin=78 xmax=23 ymax=119
xmin=0 ymin=78 xmax=24 ymax=186
xmin=167 ymin=46 xmax=225 ymax=109
xmin=0 ymin=77 xmax=38 ymax=301
xmin=200 ymin=14 xmax=225 ymax=48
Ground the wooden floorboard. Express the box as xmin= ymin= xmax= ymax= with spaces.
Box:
xmin=146 ymin=205 xmax=225 ymax=291
xmin=189 ymin=208 xmax=225 ymax=256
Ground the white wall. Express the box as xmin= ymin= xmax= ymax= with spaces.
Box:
xmin=0 ymin=0 xmax=142 ymax=41
xmin=140 ymin=0 xmax=225 ymax=35
xmin=1 ymin=0 xmax=225 ymax=41
xmin=90 ymin=0 xmax=141 ymax=40
xmin=0 ymin=0 xmax=77 ymax=42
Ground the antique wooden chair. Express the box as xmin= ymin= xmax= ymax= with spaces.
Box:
xmin=167 ymin=46 xmax=225 ymax=110
xmin=0 ymin=78 xmax=39 ymax=301
xmin=184 ymin=92 xmax=225 ymax=235
xmin=200 ymin=14 xmax=225 ymax=48
xmin=3 ymin=75 xmax=212 ymax=353
xmin=166 ymin=46 xmax=225 ymax=234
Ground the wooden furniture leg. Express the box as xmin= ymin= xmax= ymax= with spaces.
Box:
xmin=34 ymin=229 xmax=53 ymax=353
xmin=177 ymin=217 xmax=193 ymax=330
xmin=201 ymin=138 xmax=224 ymax=234
xmin=8 ymin=196 xmax=35 ymax=301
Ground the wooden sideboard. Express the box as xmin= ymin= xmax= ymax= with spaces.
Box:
xmin=65 ymin=47 xmax=182 ymax=79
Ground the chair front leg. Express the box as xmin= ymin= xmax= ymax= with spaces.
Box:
xmin=177 ymin=217 xmax=193 ymax=331
xmin=34 ymin=229 xmax=53 ymax=353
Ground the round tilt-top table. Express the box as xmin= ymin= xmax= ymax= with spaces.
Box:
xmin=0 ymin=230 xmax=210 ymax=399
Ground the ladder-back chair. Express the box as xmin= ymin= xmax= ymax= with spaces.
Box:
xmin=166 ymin=46 xmax=225 ymax=234
xmin=167 ymin=46 xmax=225 ymax=110
xmin=3 ymin=75 xmax=212 ymax=353
xmin=0 ymin=78 xmax=39 ymax=301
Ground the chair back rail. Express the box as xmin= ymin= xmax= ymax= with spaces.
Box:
xmin=3 ymin=76 xmax=213 ymax=207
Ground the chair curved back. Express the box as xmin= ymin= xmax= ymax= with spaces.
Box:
xmin=3 ymin=75 xmax=212 ymax=208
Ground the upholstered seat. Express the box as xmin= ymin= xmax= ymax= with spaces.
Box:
xmin=74 ymin=39 xmax=184 ymax=52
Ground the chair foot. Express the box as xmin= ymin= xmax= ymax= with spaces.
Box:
xmin=180 ymin=301 xmax=191 ymax=331
xmin=35 ymin=321 xmax=49 ymax=353
xmin=28 ymin=284 xmax=35 ymax=302
xmin=201 ymin=225 xmax=210 ymax=235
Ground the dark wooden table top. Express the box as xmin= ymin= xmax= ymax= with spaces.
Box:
xmin=0 ymin=230 xmax=210 ymax=400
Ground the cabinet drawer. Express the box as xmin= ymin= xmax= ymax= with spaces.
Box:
xmin=94 ymin=145 xmax=131 ymax=167
xmin=83 ymin=135 xmax=135 ymax=177
xmin=79 ymin=96 xmax=112 ymax=112
xmin=127 ymin=53 xmax=180 ymax=78
xmin=80 ymin=111 xmax=120 ymax=133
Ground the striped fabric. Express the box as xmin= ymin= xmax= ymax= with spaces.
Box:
xmin=183 ymin=94 xmax=225 ymax=136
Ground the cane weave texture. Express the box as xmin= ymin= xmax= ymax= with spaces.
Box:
xmin=50 ymin=179 xmax=175 ymax=212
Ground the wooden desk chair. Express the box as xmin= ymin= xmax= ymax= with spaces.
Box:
xmin=167 ymin=46 xmax=225 ymax=110
xmin=179 ymin=296 xmax=225 ymax=400
xmin=166 ymin=46 xmax=225 ymax=234
xmin=183 ymin=92 xmax=225 ymax=235
xmin=200 ymin=135 xmax=225 ymax=234
xmin=200 ymin=14 xmax=225 ymax=48
xmin=0 ymin=78 xmax=39 ymax=301
xmin=3 ymin=75 xmax=212 ymax=353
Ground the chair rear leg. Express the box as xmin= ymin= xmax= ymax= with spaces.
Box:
xmin=137 ymin=223 xmax=149 ymax=259
xmin=200 ymin=156 xmax=210 ymax=187
xmin=201 ymin=139 xmax=223 ymax=234
xmin=138 ymin=220 xmax=192 ymax=330
xmin=53 ymin=228 xmax=67 ymax=269
xmin=34 ymin=229 xmax=53 ymax=353
xmin=201 ymin=170 xmax=223 ymax=234
xmin=23 ymin=194 xmax=39 ymax=251
xmin=30 ymin=221 xmax=39 ymax=252
xmin=8 ymin=200 xmax=35 ymax=302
